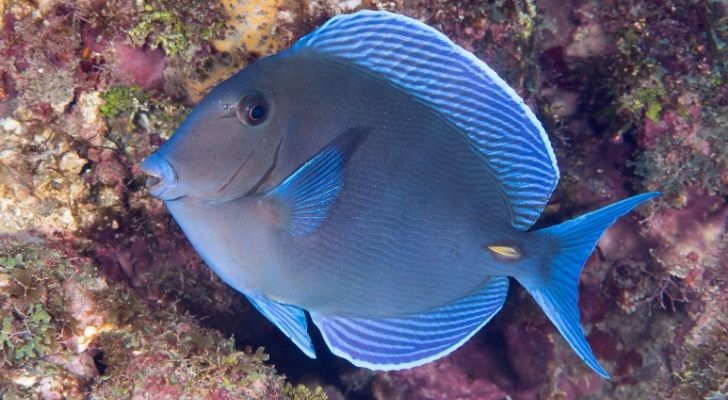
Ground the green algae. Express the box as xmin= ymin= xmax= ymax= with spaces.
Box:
xmin=100 ymin=85 xmax=189 ymax=148
xmin=7 ymin=304 xmax=55 ymax=364
xmin=604 ymin=1 xmax=728 ymax=201
xmin=514 ymin=0 xmax=538 ymax=42
xmin=128 ymin=0 xmax=224 ymax=58
xmin=284 ymin=383 xmax=329 ymax=400
xmin=99 ymin=85 xmax=146 ymax=119
xmin=674 ymin=324 xmax=728 ymax=398
xmin=630 ymin=120 xmax=727 ymax=198
xmin=618 ymin=74 xmax=668 ymax=123
xmin=1 ymin=247 xmax=60 ymax=367
xmin=129 ymin=9 xmax=187 ymax=57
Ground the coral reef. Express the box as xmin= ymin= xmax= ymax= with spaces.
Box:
xmin=0 ymin=238 xmax=329 ymax=399
xmin=0 ymin=0 xmax=725 ymax=399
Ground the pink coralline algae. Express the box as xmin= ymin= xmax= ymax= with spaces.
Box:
xmin=113 ymin=42 xmax=167 ymax=89
xmin=371 ymin=342 xmax=509 ymax=400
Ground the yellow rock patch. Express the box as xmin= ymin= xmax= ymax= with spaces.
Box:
xmin=186 ymin=0 xmax=284 ymax=102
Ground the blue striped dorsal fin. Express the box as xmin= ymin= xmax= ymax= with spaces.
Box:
xmin=309 ymin=277 xmax=508 ymax=370
xmin=293 ymin=11 xmax=559 ymax=230
xmin=246 ymin=293 xmax=316 ymax=358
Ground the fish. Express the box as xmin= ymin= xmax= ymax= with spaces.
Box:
xmin=140 ymin=10 xmax=659 ymax=378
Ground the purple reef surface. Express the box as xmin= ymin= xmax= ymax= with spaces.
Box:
xmin=0 ymin=0 xmax=725 ymax=399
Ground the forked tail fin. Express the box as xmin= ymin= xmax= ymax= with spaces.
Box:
xmin=518 ymin=192 xmax=660 ymax=378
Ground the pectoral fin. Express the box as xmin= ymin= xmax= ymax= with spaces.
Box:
xmin=265 ymin=127 xmax=369 ymax=236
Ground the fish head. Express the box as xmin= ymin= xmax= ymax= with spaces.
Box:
xmin=140 ymin=58 xmax=290 ymax=202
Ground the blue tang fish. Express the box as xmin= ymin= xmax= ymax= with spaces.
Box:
xmin=140 ymin=11 xmax=658 ymax=377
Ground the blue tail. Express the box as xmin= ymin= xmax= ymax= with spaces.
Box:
xmin=519 ymin=192 xmax=660 ymax=378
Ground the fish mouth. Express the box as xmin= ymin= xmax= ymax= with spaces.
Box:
xmin=140 ymin=153 xmax=179 ymax=200
xmin=146 ymin=175 xmax=163 ymax=189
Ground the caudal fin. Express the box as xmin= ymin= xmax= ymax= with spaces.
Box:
xmin=519 ymin=192 xmax=659 ymax=378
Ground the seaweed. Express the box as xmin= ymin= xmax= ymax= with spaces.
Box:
xmin=128 ymin=0 xmax=224 ymax=58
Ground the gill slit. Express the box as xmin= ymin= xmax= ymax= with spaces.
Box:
xmin=245 ymin=135 xmax=284 ymax=195
xmin=216 ymin=149 xmax=256 ymax=193
xmin=206 ymin=136 xmax=284 ymax=204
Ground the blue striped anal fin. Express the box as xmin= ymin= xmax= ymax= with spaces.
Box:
xmin=310 ymin=277 xmax=508 ymax=370
xmin=293 ymin=11 xmax=559 ymax=230
xmin=246 ymin=293 xmax=316 ymax=358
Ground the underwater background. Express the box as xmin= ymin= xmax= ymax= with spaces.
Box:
xmin=0 ymin=0 xmax=725 ymax=399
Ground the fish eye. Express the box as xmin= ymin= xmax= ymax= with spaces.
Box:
xmin=237 ymin=94 xmax=269 ymax=126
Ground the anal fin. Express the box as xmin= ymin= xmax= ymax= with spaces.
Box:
xmin=310 ymin=277 xmax=509 ymax=370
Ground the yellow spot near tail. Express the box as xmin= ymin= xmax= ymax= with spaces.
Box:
xmin=487 ymin=245 xmax=522 ymax=260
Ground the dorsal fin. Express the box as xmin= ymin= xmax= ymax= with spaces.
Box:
xmin=293 ymin=10 xmax=559 ymax=230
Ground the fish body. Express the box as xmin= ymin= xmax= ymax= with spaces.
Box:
xmin=168 ymin=53 xmax=520 ymax=316
xmin=141 ymin=11 xmax=658 ymax=377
